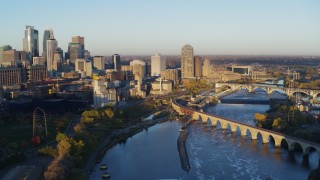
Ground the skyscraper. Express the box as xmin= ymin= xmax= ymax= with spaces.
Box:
xmin=194 ymin=56 xmax=202 ymax=78
xmin=72 ymin=36 xmax=85 ymax=57
xmin=68 ymin=36 xmax=85 ymax=63
xmin=43 ymin=28 xmax=53 ymax=59
xmin=46 ymin=32 xmax=57 ymax=76
xmin=202 ymin=58 xmax=212 ymax=77
xmin=151 ymin=53 xmax=166 ymax=76
xmin=112 ymin=54 xmax=121 ymax=71
xmin=181 ymin=44 xmax=194 ymax=78
xmin=23 ymin=26 xmax=39 ymax=63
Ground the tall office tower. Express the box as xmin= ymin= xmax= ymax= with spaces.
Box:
xmin=194 ymin=56 xmax=202 ymax=78
xmin=23 ymin=26 xmax=39 ymax=63
xmin=43 ymin=28 xmax=53 ymax=59
xmin=181 ymin=44 xmax=194 ymax=78
xmin=93 ymin=56 xmax=105 ymax=70
xmin=46 ymin=32 xmax=58 ymax=76
xmin=130 ymin=59 xmax=146 ymax=78
xmin=151 ymin=53 xmax=166 ymax=76
xmin=67 ymin=36 xmax=85 ymax=63
xmin=112 ymin=54 xmax=121 ymax=71
xmin=72 ymin=36 xmax=85 ymax=57
xmin=68 ymin=43 xmax=81 ymax=63
xmin=202 ymin=58 xmax=212 ymax=77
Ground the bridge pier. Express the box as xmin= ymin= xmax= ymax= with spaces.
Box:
xmin=240 ymin=128 xmax=247 ymax=136
xmin=221 ymin=122 xmax=228 ymax=129
xmin=210 ymin=119 xmax=217 ymax=126
xmin=251 ymin=131 xmax=258 ymax=140
xmin=274 ymin=138 xmax=282 ymax=148
xmin=230 ymin=124 xmax=237 ymax=132
xmin=262 ymin=134 xmax=269 ymax=144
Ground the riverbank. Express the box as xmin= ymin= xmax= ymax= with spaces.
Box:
xmin=84 ymin=117 xmax=169 ymax=177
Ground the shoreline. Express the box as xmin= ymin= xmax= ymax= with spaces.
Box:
xmin=84 ymin=117 xmax=169 ymax=177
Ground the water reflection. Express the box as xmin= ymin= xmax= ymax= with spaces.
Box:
xmin=91 ymin=89 xmax=318 ymax=180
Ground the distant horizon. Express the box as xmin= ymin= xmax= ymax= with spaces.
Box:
xmin=1 ymin=0 xmax=319 ymax=56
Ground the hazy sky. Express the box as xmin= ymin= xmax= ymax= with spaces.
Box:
xmin=0 ymin=0 xmax=320 ymax=56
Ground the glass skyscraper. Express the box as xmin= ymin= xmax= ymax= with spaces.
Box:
xmin=23 ymin=26 xmax=39 ymax=63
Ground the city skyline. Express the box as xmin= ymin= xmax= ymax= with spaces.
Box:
xmin=0 ymin=0 xmax=320 ymax=56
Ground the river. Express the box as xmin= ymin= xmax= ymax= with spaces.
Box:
xmin=90 ymin=89 xmax=319 ymax=180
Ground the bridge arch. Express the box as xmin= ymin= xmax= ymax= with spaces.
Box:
xmin=291 ymin=90 xmax=310 ymax=97
xmin=206 ymin=118 xmax=212 ymax=126
xmin=304 ymin=146 xmax=318 ymax=156
xmin=312 ymin=92 xmax=320 ymax=99
xmin=252 ymin=87 xmax=268 ymax=93
xmin=281 ymin=139 xmax=289 ymax=149
xmin=237 ymin=85 xmax=250 ymax=91
xmin=218 ymin=84 xmax=233 ymax=91
xmin=269 ymin=89 xmax=287 ymax=95
xmin=289 ymin=142 xmax=304 ymax=153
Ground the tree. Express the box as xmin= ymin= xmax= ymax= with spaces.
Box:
xmin=44 ymin=155 xmax=74 ymax=180
xmin=56 ymin=133 xmax=67 ymax=142
xmin=272 ymin=118 xmax=287 ymax=131
xmin=38 ymin=146 xmax=58 ymax=157
xmin=57 ymin=138 xmax=71 ymax=156
xmin=104 ymin=109 xmax=114 ymax=119
xmin=254 ymin=113 xmax=267 ymax=127
xmin=74 ymin=124 xmax=84 ymax=133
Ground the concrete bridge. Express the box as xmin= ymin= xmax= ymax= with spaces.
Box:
xmin=215 ymin=83 xmax=320 ymax=101
xmin=172 ymin=98 xmax=320 ymax=163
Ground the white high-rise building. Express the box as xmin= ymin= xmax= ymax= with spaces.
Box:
xmin=43 ymin=28 xmax=53 ymax=59
xmin=151 ymin=53 xmax=166 ymax=76
xmin=46 ymin=32 xmax=57 ymax=77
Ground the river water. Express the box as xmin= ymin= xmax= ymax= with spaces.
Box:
xmin=90 ymin=89 xmax=319 ymax=180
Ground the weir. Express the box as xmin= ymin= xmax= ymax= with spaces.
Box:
xmin=177 ymin=129 xmax=190 ymax=172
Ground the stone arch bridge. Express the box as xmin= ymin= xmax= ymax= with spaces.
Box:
xmin=215 ymin=83 xmax=320 ymax=100
xmin=172 ymin=98 xmax=320 ymax=163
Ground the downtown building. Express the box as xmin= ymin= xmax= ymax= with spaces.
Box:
xmin=194 ymin=56 xmax=202 ymax=78
xmin=46 ymin=31 xmax=58 ymax=77
xmin=93 ymin=56 xmax=105 ymax=70
xmin=75 ymin=59 xmax=92 ymax=77
xmin=23 ymin=26 xmax=39 ymax=63
xmin=112 ymin=54 xmax=121 ymax=71
xmin=42 ymin=28 xmax=53 ymax=60
xmin=181 ymin=44 xmax=194 ymax=79
xmin=160 ymin=69 xmax=179 ymax=86
xmin=130 ymin=59 xmax=146 ymax=78
xmin=151 ymin=53 xmax=166 ymax=76
xmin=67 ymin=36 xmax=85 ymax=64
xmin=0 ymin=65 xmax=47 ymax=86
